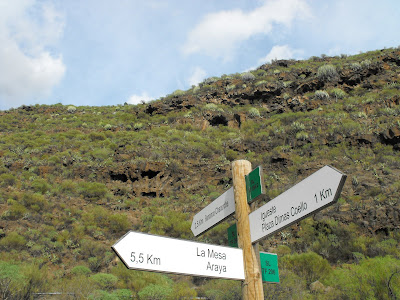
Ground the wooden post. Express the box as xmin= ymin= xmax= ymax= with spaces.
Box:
xmin=232 ymin=160 xmax=264 ymax=300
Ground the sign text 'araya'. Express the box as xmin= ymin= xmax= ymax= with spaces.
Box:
xmin=197 ymin=247 xmax=227 ymax=274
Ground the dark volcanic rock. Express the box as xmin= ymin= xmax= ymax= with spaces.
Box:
xmin=380 ymin=126 xmax=400 ymax=149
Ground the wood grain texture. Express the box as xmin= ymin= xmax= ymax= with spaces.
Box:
xmin=232 ymin=160 xmax=264 ymax=300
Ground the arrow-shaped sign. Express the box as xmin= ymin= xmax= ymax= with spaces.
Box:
xmin=249 ymin=165 xmax=346 ymax=243
xmin=191 ymin=187 xmax=235 ymax=236
xmin=112 ymin=231 xmax=245 ymax=280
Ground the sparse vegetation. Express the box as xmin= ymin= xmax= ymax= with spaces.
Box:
xmin=317 ymin=64 xmax=338 ymax=81
xmin=314 ymin=90 xmax=330 ymax=100
xmin=0 ymin=47 xmax=400 ymax=298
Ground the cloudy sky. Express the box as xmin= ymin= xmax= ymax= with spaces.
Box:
xmin=1 ymin=0 xmax=399 ymax=110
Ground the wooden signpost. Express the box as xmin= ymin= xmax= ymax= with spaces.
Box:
xmin=232 ymin=160 xmax=264 ymax=299
xmin=113 ymin=160 xmax=347 ymax=300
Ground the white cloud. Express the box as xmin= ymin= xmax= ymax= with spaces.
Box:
xmin=0 ymin=0 xmax=65 ymax=110
xmin=257 ymin=45 xmax=303 ymax=64
xmin=182 ymin=0 xmax=310 ymax=59
xmin=188 ymin=67 xmax=207 ymax=86
xmin=127 ymin=92 xmax=153 ymax=105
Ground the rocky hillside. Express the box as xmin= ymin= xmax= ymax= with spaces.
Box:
xmin=0 ymin=48 xmax=399 ymax=299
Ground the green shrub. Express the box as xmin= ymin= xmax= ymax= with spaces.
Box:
xmin=290 ymin=121 xmax=305 ymax=132
xmin=248 ymin=107 xmax=261 ymax=118
xmin=89 ymin=131 xmax=107 ymax=141
xmin=263 ymin=269 xmax=310 ymax=300
xmin=253 ymin=69 xmax=266 ymax=77
xmin=138 ymin=284 xmax=173 ymax=300
xmin=296 ymin=131 xmax=309 ymax=141
xmin=280 ymin=252 xmax=331 ymax=284
xmin=0 ymin=173 xmax=16 ymax=187
xmin=202 ymin=77 xmax=219 ymax=85
xmin=282 ymin=93 xmax=291 ymax=101
xmin=60 ymin=179 xmax=78 ymax=196
xmin=108 ymin=214 xmax=130 ymax=233
xmin=171 ymin=89 xmax=185 ymax=97
xmin=90 ymin=148 xmax=112 ymax=161
xmin=350 ymin=62 xmax=362 ymax=71
xmin=225 ymin=84 xmax=236 ymax=92
xmin=8 ymin=202 xmax=27 ymax=219
xmin=21 ymin=192 xmax=47 ymax=212
xmin=71 ymin=265 xmax=91 ymax=276
xmin=275 ymin=245 xmax=292 ymax=256
xmin=90 ymin=289 xmax=132 ymax=300
xmin=323 ymin=256 xmax=400 ymax=300
xmin=204 ymin=103 xmax=223 ymax=112
xmin=88 ymin=257 xmax=102 ymax=272
xmin=133 ymin=122 xmax=143 ymax=130
xmin=0 ymin=261 xmax=25 ymax=298
xmin=67 ymin=106 xmax=77 ymax=113
xmin=368 ymin=239 xmax=400 ymax=257
xmin=317 ymin=64 xmax=338 ymax=82
xmin=91 ymin=273 xmax=118 ymax=290
xmin=314 ymin=90 xmax=329 ymax=100
xmin=255 ymin=80 xmax=267 ymax=86
xmin=0 ymin=232 xmax=27 ymax=250
xmin=240 ymin=72 xmax=256 ymax=81
xmin=112 ymin=289 xmax=132 ymax=300
xmin=78 ymin=182 xmax=109 ymax=201
xmin=150 ymin=215 xmax=170 ymax=235
xmin=361 ymin=59 xmax=372 ymax=69
xmin=225 ymin=149 xmax=238 ymax=161
xmin=192 ymin=85 xmax=200 ymax=93
xmin=330 ymin=88 xmax=347 ymax=100
xmin=31 ymin=179 xmax=50 ymax=194
xmin=200 ymin=279 xmax=241 ymax=300
xmin=172 ymin=281 xmax=197 ymax=299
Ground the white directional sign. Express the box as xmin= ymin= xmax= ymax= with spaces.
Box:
xmin=191 ymin=187 xmax=235 ymax=236
xmin=249 ymin=165 xmax=346 ymax=243
xmin=112 ymin=231 xmax=245 ymax=280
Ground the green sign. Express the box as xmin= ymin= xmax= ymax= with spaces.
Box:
xmin=245 ymin=166 xmax=265 ymax=204
xmin=227 ymin=223 xmax=238 ymax=248
xmin=259 ymin=252 xmax=279 ymax=283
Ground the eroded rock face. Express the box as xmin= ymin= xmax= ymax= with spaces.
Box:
xmin=380 ymin=126 xmax=400 ymax=150
xmin=382 ymin=50 xmax=400 ymax=66
xmin=107 ymin=162 xmax=171 ymax=198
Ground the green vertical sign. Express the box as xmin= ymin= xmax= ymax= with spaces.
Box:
xmin=259 ymin=252 xmax=279 ymax=283
xmin=245 ymin=166 xmax=265 ymax=204
xmin=227 ymin=223 xmax=238 ymax=248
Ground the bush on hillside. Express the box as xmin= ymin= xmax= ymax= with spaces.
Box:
xmin=314 ymin=90 xmax=330 ymax=100
xmin=241 ymin=72 xmax=256 ymax=81
xmin=317 ymin=64 xmax=338 ymax=82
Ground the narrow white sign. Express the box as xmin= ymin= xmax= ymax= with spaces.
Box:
xmin=249 ymin=165 xmax=346 ymax=243
xmin=112 ymin=231 xmax=245 ymax=280
xmin=191 ymin=187 xmax=235 ymax=236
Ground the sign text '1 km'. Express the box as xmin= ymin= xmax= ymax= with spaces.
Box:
xmin=249 ymin=165 xmax=347 ymax=243
xmin=112 ymin=231 xmax=245 ymax=280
